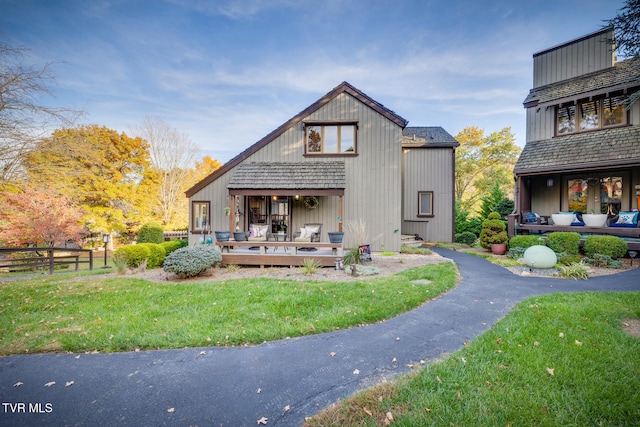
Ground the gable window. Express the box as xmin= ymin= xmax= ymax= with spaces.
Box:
xmin=305 ymin=123 xmax=357 ymax=155
xmin=418 ymin=191 xmax=433 ymax=217
xmin=192 ymin=201 xmax=210 ymax=232
xmin=556 ymin=95 xmax=627 ymax=135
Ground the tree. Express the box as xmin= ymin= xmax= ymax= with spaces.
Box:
xmin=605 ymin=0 xmax=640 ymax=108
xmin=0 ymin=187 xmax=86 ymax=247
xmin=130 ymin=116 xmax=199 ymax=229
xmin=0 ymin=42 xmax=81 ymax=188
xmin=24 ymin=124 xmax=152 ymax=235
xmin=455 ymin=127 xmax=520 ymax=213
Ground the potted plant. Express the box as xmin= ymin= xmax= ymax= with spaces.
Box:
xmin=582 ymin=209 xmax=608 ymax=227
xmin=233 ymin=231 xmax=247 ymax=241
xmin=214 ymin=231 xmax=231 ymax=241
xmin=224 ymin=207 xmax=231 ymax=216
xmin=479 ymin=212 xmax=508 ymax=255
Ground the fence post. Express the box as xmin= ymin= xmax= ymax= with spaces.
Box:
xmin=89 ymin=250 xmax=93 ymax=271
xmin=48 ymin=250 xmax=54 ymax=275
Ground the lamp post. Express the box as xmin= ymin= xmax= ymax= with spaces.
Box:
xmin=102 ymin=233 xmax=111 ymax=268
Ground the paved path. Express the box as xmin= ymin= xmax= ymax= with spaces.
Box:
xmin=1 ymin=248 xmax=639 ymax=426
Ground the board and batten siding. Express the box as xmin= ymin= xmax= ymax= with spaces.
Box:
xmin=189 ymin=92 xmax=404 ymax=251
xmin=401 ymin=147 xmax=455 ymax=242
xmin=533 ymin=28 xmax=614 ymax=88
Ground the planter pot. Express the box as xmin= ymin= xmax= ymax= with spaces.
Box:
xmin=551 ymin=213 xmax=574 ymax=226
xmin=328 ymin=232 xmax=344 ymax=243
xmin=233 ymin=232 xmax=247 ymax=241
xmin=582 ymin=214 xmax=607 ymax=227
xmin=491 ymin=243 xmax=507 ymax=255
xmin=214 ymin=231 xmax=230 ymax=242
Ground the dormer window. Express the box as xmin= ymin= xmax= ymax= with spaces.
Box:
xmin=304 ymin=122 xmax=357 ymax=155
xmin=556 ymin=95 xmax=627 ymax=135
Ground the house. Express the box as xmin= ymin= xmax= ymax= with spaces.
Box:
xmin=185 ymin=82 xmax=458 ymax=256
xmin=510 ymin=27 xmax=640 ymax=241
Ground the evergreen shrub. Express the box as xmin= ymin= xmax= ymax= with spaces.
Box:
xmin=137 ymin=243 xmax=166 ymax=268
xmin=583 ymin=236 xmax=628 ymax=259
xmin=546 ymin=232 xmax=581 ymax=255
xmin=113 ymin=245 xmax=151 ymax=268
xmin=160 ymin=240 xmax=187 ymax=256
xmin=163 ymin=245 xmax=222 ymax=278
xmin=479 ymin=212 xmax=508 ymax=249
xmin=137 ymin=222 xmax=165 ymax=244
xmin=455 ymin=231 xmax=477 ymax=245
xmin=509 ymin=235 xmax=544 ymax=249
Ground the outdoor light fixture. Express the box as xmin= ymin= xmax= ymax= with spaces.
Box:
xmin=629 ymin=251 xmax=638 ymax=266
xmin=102 ymin=233 xmax=111 ymax=268
xmin=547 ymin=178 xmax=554 ymax=187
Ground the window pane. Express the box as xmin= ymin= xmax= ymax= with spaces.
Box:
xmin=557 ymin=105 xmax=576 ymax=134
xmin=579 ymin=100 xmax=599 ymax=130
xmin=324 ymin=126 xmax=338 ymax=153
xmin=193 ymin=202 xmax=209 ymax=230
xmin=341 ymin=125 xmax=355 ymax=152
xmin=419 ymin=192 xmax=432 ymax=215
xmin=603 ymin=96 xmax=625 ymax=126
xmin=307 ymin=126 xmax=321 ymax=152
xmin=568 ymin=179 xmax=588 ymax=212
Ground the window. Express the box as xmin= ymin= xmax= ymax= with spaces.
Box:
xmin=192 ymin=201 xmax=210 ymax=232
xmin=305 ymin=123 xmax=356 ymax=154
xmin=556 ymin=95 xmax=627 ymax=135
xmin=418 ymin=191 xmax=433 ymax=217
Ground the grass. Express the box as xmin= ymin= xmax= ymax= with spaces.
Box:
xmin=305 ymin=292 xmax=640 ymax=426
xmin=0 ymin=262 xmax=458 ymax=355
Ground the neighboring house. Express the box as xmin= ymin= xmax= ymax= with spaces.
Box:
xmin=185 ymin=82 xmax=458 ymax=252
xmin=511 ymin=27 xmax=640 ymax=237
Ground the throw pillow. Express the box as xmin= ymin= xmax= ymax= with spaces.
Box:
xmin=616 ymin=211 xmax=638 ymax=225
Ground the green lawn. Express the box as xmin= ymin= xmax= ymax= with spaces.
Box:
xmin=0 ymin=262 xmax=458 ymax=355
xmin=306 ymin=292 xmax=640 ymax=426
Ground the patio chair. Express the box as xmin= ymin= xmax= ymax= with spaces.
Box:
xmin=293 ymin=223 xmax=322 ymax=243
xmin=247 ymin=224 xmax=270 ymax=242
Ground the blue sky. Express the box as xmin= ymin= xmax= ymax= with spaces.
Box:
xmin=1 ymin=0 xmax=627 ymax=163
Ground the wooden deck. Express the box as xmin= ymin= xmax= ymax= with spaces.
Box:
xmin=216 ymin=241 xmax=344 ymax=267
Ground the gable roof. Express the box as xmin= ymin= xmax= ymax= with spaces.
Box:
xmin=186 ymin=82 xmax=408 ymax=197
xmin=402 ymin=126 xmax=459 ymax=148
xmin=228 ymin=161 xmax=346 ymax=191
xmin=523 ymin=58 xmax=640 ymax=107
xmin=514 ymin=126 xmax=640 ymax=175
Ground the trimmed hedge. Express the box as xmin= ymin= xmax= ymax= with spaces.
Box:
xmin=137 ymin=243 xmax=166 ymax=268
xmin=479 ymin=212 xmax=508 ymax=249
xmin=583 ymin=235 xmax=628 ymax=259
xmin=160 ymin=239 xmax=188 ymax=256
xmin=163 ymin=245 xmax=222 ymax=278
xmin=137 ymin=222 xmax=164 ymax=244
xmin=509 ymin=235 xmax=544 ymax=249
xmin=546 ymin=232 xmax=581 ymax=255
xmin=113 ymin=245 xmax=151 ymax=268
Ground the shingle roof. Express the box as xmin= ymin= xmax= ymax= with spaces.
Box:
xmin=514 ymin=126 xmax=640 ymax=175
xmin=523 ymin=58 xmax=640 ymax=106
xmin=402 ymin=127 xmax=458 ymax=146
xmin=227 ymin=161 xmax=346 ymax=190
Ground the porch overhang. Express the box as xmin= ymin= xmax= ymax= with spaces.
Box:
xmin=227 ymin=161 xmax=346 ymax=196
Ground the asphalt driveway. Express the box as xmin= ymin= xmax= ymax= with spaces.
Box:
xmin=1 ymin=248 xmax=639 ymax=426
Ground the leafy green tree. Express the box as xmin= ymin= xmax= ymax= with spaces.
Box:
xmin=605 ymin=0 xmax=640 ymax=107
xmin=455 ymin=127 xmax=520 ymax=214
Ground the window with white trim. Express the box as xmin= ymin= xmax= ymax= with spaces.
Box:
xmin=418 ymin=191 xmax=433 ymax=217
xmin=192 ymin=201 xmax=210 ymax=232
xmin=305 ymin=123 xmax=356 ymax=154
xmin=556 ymin=95 xmax=627 ymax=135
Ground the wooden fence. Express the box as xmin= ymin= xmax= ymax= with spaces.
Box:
xmin=0 ymin=247 xmax=94 ymax=275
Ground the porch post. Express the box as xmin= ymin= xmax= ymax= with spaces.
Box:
xmin=228 ymin=194 xmax=235 ymax=231
xmin=338 ymin=195 xmax=343 ymax=232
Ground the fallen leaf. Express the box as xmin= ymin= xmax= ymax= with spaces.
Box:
xmin=257 ymin=416 xmax=268 ymax=425
xmin=436 ymin=375 xmax=442 ymax=383
xmin=559 ymin=332 xmax=565 ymax=338
xmin=353 ymin=369 xmax=360 ymax=375
xmin=391 ymin=357 xmax=397 ymax=363
xmin=363 ymin=408 xmax=373 ymax=416
xmin=257 ymin=388 xmax=261 ymax=394
xmin=13 ymin=382 xmax=23 ymax=387
xmin=395 ymin=337 xmax=400 ymax=341
xmin=407 ymin=363 xmax=414 ymax=369
xmin=309 ymin=324 xmax=315 ymax=332
xmin=546 ymin=367 xmax=555 ymax=376
xmin=65 ymin=381 xmax=74 ymax=387
xmin=463 ymin=340 xmax=469 ymax=346
xmin=283 ymin=405 xmax=290 ymax=412
xmin=386 ymin=411 xmax=394 ymax=421
xmin=461 ymin=357 xmax=467 ymax=365
xmin=167 ymin=407 xmax=175 ymax=413
xmin=534 ymin=341 xmax=540 ymax=346
xmin=425 ymin=407 xmax=432 ymax=413
xmin=44 ymin=381 xmax=55 ymax=387
xmin=329 ymin=352 xmax=336 ymax=357
xmin=199 ymin=351 xmax=206 ymax=356
xmin=499 ymin=364 xmax=508 ymax=370
xmin=575 ymin=340 xmax=583 ymax=346
xmin=457 ymin=391 xmax=462 ymax=400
